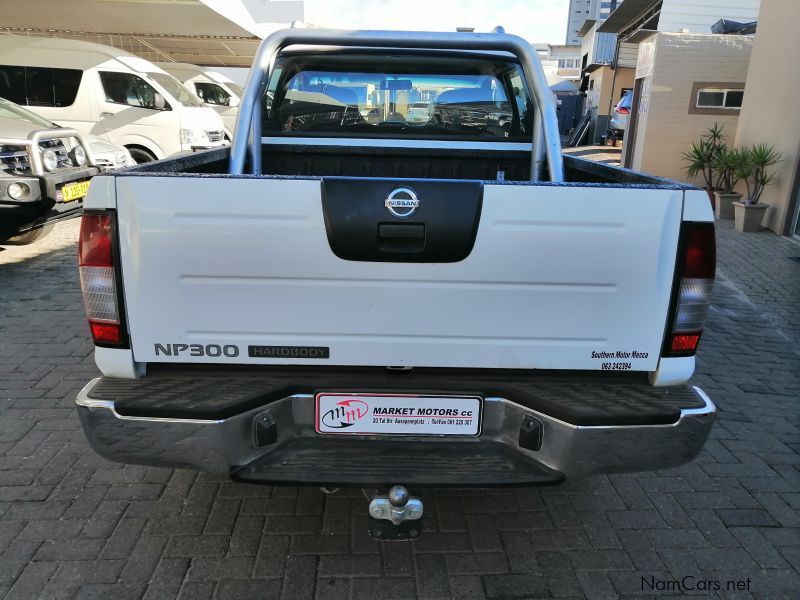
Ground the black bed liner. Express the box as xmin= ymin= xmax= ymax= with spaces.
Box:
xmin=118 ymin=145 xmax=695 ymax=189
xmin=88 ymin=367 xmax=705 ymax=426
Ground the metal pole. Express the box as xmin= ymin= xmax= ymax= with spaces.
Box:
xmin=249 ymin=93 xmax=262 ymax=175
xmin=229 ymin=29 xmax=564 ymax=183
xmin=532 ymin=109 xmax=544 ymax=181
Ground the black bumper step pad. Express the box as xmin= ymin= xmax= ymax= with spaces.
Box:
xmin=88 ymin=366 xmax=705 ymax=426
xmin=230 ymin=439 xmax=564 ymax=486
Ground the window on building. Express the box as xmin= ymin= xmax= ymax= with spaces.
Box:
xmin=0 ymin=65 xmax=83 ymax=107
xmin=724 ymin=90 xmax=744 ymax=107
xmin=696 ymin=88 xmax=744 ymax=109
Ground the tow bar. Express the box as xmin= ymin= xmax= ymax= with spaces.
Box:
xmin=366 ymin=485 xmax=424 ymax=540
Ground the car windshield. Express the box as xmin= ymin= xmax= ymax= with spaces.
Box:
xmin=263 ymin=54 xmax=532 ymax=141
xmin=226 ymin=82 xmax=244 ymax=97
xmin=0 ymin=96 xmax=56 ymax=128
xmin=145 ymin=72 xmax=205 ymax=107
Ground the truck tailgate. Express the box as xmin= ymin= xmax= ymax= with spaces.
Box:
xmin=115 ymin=175 xmax=682 ymax=371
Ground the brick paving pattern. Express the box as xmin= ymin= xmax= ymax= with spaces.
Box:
xmin=0 ymin=219 xmax=798 ymax=599
xmin=563 ymin=147 xmax=622 ymax=167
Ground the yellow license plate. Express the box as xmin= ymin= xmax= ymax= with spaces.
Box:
xmin=60 ymin=180 xmax=90 ymax=203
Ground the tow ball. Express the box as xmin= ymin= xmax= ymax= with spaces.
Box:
xmin=366 ymin=485 xmax=424 ymax=540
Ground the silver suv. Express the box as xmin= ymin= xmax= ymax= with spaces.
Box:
xmin=0 ymin=97 xmax=133 ymax=244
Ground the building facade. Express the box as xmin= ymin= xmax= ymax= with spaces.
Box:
xmin=625 ymin=32 xmax=753 ymax=182
xmin=591 ymin=0 xmax=761 ymax=174
xmin=577 ymin=18 xmax=637 ymax=143
xmin=547 ymin=44 xmax=582 ymax=82
xmin=734 ymin=0 xmax=800 ymax=237
xmin=566 ymin=0 xmax=625 ymax=44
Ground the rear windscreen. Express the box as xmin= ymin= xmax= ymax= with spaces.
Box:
xmin=262 ymin=53 xmax=533 ymax=141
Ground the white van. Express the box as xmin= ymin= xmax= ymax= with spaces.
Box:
xmin=0 ymin=36 xmax=227 ymax=163
xmin=156 ymin=62 xmax=242 ymax=139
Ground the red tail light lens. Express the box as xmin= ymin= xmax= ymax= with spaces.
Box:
xmin=671 ymin=333 xmax=701 ymax=353
xmin=664 ymin=222 xmax=716 ymax=357
xmin=682 ymin=224 xmax=716 ymax=279
xmin=79 ymin=214 xmax=113 ymax=267
xmin=79 ymin=212 xmax=125 ymax=347
xmin=615 ymin=107 xmax=630 ymax=115
xmin=90 ymin=322 xmax=122 ymax=345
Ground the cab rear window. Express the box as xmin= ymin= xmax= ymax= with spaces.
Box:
xmin=262 ymin=53 xmax=533 ymax=141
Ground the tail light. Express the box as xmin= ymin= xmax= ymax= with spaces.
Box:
xmin=78 ymin=212 xmax=127 ymax=347
xmin=615 ymin=107 xmax=630 ymax=115
xmin=663 ymin=222 xmax=716 ymax=356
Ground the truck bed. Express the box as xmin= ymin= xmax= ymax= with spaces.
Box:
xmin=124 ymin=145 xmax=691 ymax=188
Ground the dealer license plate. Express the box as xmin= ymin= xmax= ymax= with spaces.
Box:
xmin=59 ymin=180 xmax=90 ymax=203
xmin=315 ymin=393 xmax=482 ymax=436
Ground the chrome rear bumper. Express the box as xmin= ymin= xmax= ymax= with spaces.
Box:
xmin=76 ymin=378 xmax=715 ymax=484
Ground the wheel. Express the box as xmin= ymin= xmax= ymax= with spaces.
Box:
xmin=3 ymin=224 xmax=53 ymax=246
xmin=127 ymin=146 xmax=157 ymax=164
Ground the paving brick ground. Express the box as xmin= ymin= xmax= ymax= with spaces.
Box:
xmin=0 ymin=218 xmax=798 ymax=599
xmin=563 ymin=146 xmax=622 ymax=167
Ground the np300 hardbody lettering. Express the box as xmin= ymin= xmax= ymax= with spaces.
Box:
xmin=154 ymin=343 xmax=239 ymax=357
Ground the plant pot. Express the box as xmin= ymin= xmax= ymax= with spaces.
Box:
xmin=714 ymin=192 xmax=741 ymax=219
xmin=733 ymin=201 xmax=768 ymax=232
xmin=705 ymin=188 xmax=716 ymax=210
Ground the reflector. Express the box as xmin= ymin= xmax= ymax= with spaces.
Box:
xmin=90 ymin=322 xmax=121 ymax=345
xmin=671 ymin=333 xmax=701 ymax=353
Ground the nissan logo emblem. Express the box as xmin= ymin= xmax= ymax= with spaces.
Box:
xmin=385 ymin=187 xmax=419 ymax=218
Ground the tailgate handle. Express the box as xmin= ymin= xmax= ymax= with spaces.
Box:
xmin=378 ymin=223 xmax=425 ymax=240
xmin=378 ymin=223 xmax=425 ymax=253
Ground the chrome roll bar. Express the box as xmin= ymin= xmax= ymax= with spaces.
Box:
xmin=229 ymin=28 xmax=564 ymax=183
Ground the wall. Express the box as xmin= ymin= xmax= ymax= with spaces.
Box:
xmin=586 ymin=65 xmax=635 ymax=143
xmin=659 ymin=0 xmax=761 ymax=33
xmin=587 ymin=66 xmax=635 ymax=116
xmin=734 ymin=0 xmax=800 ymax=234
xmin=629 ymin=32 xmax=753 ymax=183
xmin=617 ymin=42 xmax=639 ymax=68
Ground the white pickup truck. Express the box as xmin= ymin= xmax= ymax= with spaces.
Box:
xmin=75 ymin=28 xmax=716 ymax=530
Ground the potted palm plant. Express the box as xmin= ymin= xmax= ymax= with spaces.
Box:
xmin=733 ymin=143 xmax=783 ymax=232
xmin=712 ymin=146 xmax=745 ymax=219
xmin=683 ymin=124 xmax=725 ymax=208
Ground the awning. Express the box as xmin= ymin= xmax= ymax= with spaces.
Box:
xmin=577 ymin=19 xmax=597 ymax=38
xmin=598 ymin=0 xmax=660 ymax=33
